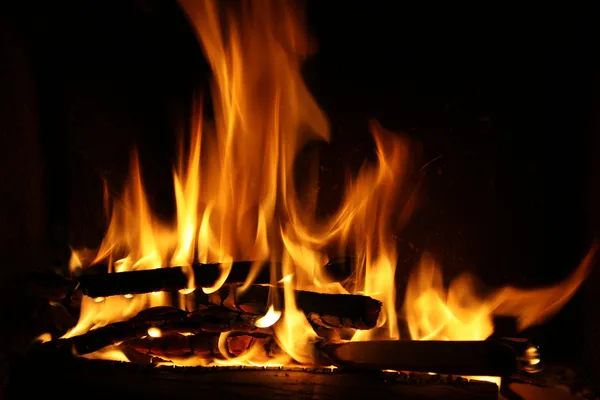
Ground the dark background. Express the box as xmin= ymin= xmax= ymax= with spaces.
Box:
xmin=0 ymin=0 xmax=599 ymax=391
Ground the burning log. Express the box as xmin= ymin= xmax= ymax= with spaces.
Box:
xmin=206 ymin=284 xmax=382 ymax=330
xmin=77 ymin=258 xmax=353 ymax=298
xmin=33 ymin=307 xmax=188 ymax=356
xmin=187 ymin=307 xmax=269 ymax=334
xmin=126 ymin=332 xmax=281 ymax=360
xmin=317 ymin=339 xmax=522 ymax=377
xmin=32 ymin=306 xmax=269 ymax=356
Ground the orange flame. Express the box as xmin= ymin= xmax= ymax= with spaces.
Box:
xmin=405 ymin=246 xmax=597 ymax=342
xmin=63 ymin=0 xmax=595 ymax=381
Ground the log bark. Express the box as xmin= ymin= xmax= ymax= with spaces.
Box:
xmin=7 ymin=355 xmax=500 ymax=400
xmin=317 ymin=339 xmax=520 ymax=377
xmin=32 ymin=306 xmax=269 ymax=356
xmin=75 ymin=257 xmax=353 ymax=298
xmin=205 ymin=284 xmax=381 ymax=330
xmin=125 ymin=332 xmax=280 ymax=360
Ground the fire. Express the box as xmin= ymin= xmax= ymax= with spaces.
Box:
xmin=255 ymin=306 xmax=282 ymax=328
xmin=147 ymin=327 xmax=163 ymax=338
xmin=404 ymin=247 xmax=597 ymax=342
xmin=60 ymin=0 xmax=595 ymax=384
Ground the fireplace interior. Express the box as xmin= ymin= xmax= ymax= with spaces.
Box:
xmin=1 ymin=1 xmax=599 ymax=399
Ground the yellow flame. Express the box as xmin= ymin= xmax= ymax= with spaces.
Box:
xmin=82 ymin=346 xmax=130 ymax=362
xmin=278 ymin=274 xmax=294 ymax=284
xmin=64 ymin=0 xmax=595 ymax=377
xmin=405 ymin=247 xmax=596 ymax=342
xmin=255 ymin=306 xmax=282 ymax=328
xmin=147 ymin=327 xmax=162 ymax=338
xmin=69 ymin=250 xmax=82 ymax=272
xmin=34 ymin=333 xmax=52 ymax=344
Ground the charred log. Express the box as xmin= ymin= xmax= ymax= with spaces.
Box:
xmin=31 ymin=306 xmax=270 ymax=356
xmin=317 ymin=339 xmax=521 ymax=377
xmin=76 ymin=258 xmax=353 ymax=298
xmin=205 ymin=284 xmax=381 ymax=330
xmin=186 ymin=307 xmax=269 ymax=334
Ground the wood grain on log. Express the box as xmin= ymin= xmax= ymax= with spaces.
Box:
xmin=125 ymin=332 xmax=279 ymax=360
xmin=78 ymin=258 xmax=353 ymax=298
xmin=33 ymin=306 xmax=268 ymax=356
xmin=7 ymin=356 xmax=499 ymax=400
xmin=205 ymin=284 xmax=381 ymax=329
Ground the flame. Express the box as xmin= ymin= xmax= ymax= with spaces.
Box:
xmin=82 ymin=346 xmax=130 ymax=362
xmin=63 ymin=0 xmax=595 ymax=382
xmin=255 ymin=306 xmax=282 ymax=328
xmin=34 ymin=333 xmax=52 ymax=344
xmin=147 ymin=327 xmax=163 ymax=338
xmin=405 ymin=246 xmax=596 ymax=342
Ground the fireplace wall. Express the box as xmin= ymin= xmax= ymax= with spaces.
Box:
xmin=0 ymin=9 xmax=46 ymax=390
xmin=1 ymin=0 xmax=599 ymax=394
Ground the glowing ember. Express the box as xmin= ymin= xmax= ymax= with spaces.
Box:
xmin=59 ymin=0 xmax=595 ymax=387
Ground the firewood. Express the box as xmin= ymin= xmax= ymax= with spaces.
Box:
xmin=316 ymin=339 xmax=521 ymax=377
xmin=8 ymin=355 xmax=500 ymax=400
xmin=125 ymin=332 xmax=280 ymax=360
xmin=32 ymin=306 xmax=270 ymax=356
xmin=78 ymin=258 xmax=353 ymax=298
xmin=126 ymin=332 xmax=220 ymax=358
xmin=187 ymin=307 xmax=268 ymax=333
xmin=205 ymin=284 xmax=382 ymax=330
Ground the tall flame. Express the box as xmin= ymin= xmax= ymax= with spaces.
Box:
xmin=64 ymin=0 xmax=595 ymax=375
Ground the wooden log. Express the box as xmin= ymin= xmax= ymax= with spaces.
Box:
xmin=33 ymin=320 xmax=141 ymax=357
xmin=78 ymin=258 xmax=353 ymax=298
xmin=187 ymin=307 xmax=266 ymax=333
xmin=317 ymin=339 xmax=520 ymax=377
xmin=206 ymin=284 xmax=381 ymax=330
xmin=126 ymin=332 xmax=279 ymax=360
xmin=34 ymin=307 xmax=189 ymax=356
xmin=126 ymin=332 xmax=220 ymax=358
xmin=7 ymin=355 xmax=500 ymax=400
xmin=32 ymin=306 xmax=269 ymax=356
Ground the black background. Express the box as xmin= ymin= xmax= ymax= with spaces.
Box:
xmin=1 ymin=0 xmax=599 ymax=389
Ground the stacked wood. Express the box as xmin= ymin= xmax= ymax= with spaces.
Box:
xmin=204 ymin=284 xmax=381 ymax=329
xmin=32 ymin=306 xmax=270 ymax=357
xmin=31 ymin=303 xmax=525 ymax=378
xmin=25 ymin=263 xmax=527 ymax=379
xmin=79 ymin=258 xmax=353 ymax=298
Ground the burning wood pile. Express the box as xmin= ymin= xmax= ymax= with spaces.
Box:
xmin=30 ymin=258 xmax=386 ymax=365
xmin=17 ymin=0 xmax=598 ymax=398
xmin=27 ymin=264 xmax=539 ymax=391
xmin=27 ymin=259 xmax=539 ymax=379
